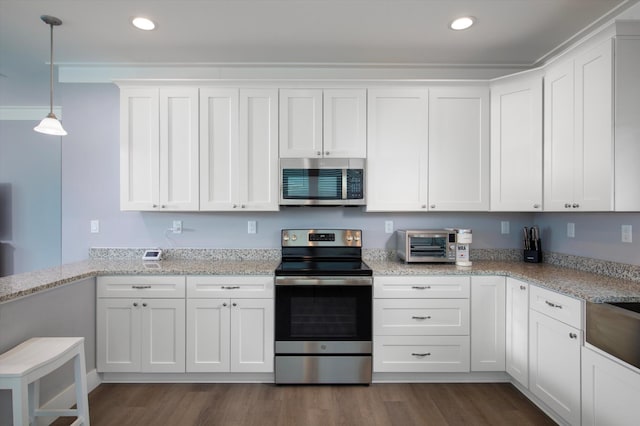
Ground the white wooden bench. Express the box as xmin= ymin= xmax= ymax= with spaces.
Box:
xmin=0 ymin=337 xmax=90 ymax=425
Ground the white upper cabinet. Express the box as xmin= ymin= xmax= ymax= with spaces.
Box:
xmin=200 ymin=88 xmax=279 ymax=211
xmin=279 ymin=88 xmax=366 ymax=158
xmin=428 ymin=87 xmax=490 ymax=211
xmin=490 ymin=71 xmax=543 ymax=211
xmin=544 ymin=39 xmax=613 ymax=211
xmin=120 ymin=87 xmax=199 ymax=211
xmin=366 ymin=89 xmax=429 ymax=211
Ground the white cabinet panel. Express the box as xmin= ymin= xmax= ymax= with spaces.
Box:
xmin=490 ymin=71 xmax=543 ymax=211
xmin=186 ymin=298 xmax=231 ymax=372
xmin=323 ymin=89 xmax=367 ymax=158
xmin=582 ymin=346 xmax=640 ymax=426
xmin=141 ymin=298 xmax=186 ymax=372
xmin=529 ymin=309 xmax=581 ymax=426
xmin=279 ymin=89 xmax=323 ymax=158
xmin=505 ymin=278 xmax=529 ymax=387
xmin=187 ymin=276 xmax=274 ymax=298
xmin=374 ymin=276 xmax=470 ymax=299
xmin=230 ymin=298 xmax=274 ymax=373
xmin=529 ymin=285 xmax=582 ymax=329
xmin=97 ymin=298 xmax=141 ymax=373
xmin=428 ymin=87 xmax=489 ymax=211
xmin=374 ymin=336 xmax=470 ymax=373
xmin=97 ymin=276 xmax=186 ymax=299
xmin=470 ymin=276 xmax=505 ymax=372
xmin=374 ymin=299 xmax=469 ymax=336
xmin=366 ymin=89 xmax=429 ymax=211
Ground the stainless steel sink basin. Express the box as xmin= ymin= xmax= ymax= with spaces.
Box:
xmin=586 ymin=302 xmax=640 ymax=369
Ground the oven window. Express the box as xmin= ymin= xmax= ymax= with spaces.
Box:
xmin=275 ymin=285 xmax=372 ymax=341
xmin=282 ymin=169 xmax=342 ymax=199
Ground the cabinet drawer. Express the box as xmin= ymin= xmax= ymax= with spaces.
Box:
xmin=374 ymin=276 xmax=470 ymax=299
xmin=187 ymin=276 xmax=274 ymax=298
xmin=97 ymin=276 xmax=186 ymax=298
xmin=374 ymin=299 xmax=469 ymax=336
xmin=530 ymin=285 xmax=583 ymax=328
xmin=373 ymin=335 xmax=470 ymax=372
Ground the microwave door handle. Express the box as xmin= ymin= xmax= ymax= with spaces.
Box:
xmin=342 ymin=168 xmax=347 ymax=200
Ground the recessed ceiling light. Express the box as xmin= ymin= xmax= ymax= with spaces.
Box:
xmin=132 ymin=17 xmax=155 ymax=31
xmin=450 ymin=16 xmax=475 ymax=31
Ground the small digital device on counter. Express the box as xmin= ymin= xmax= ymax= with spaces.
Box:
xmin=397 ymin=229 xmax=457 ymax=263
xmin=142 ymin=249 xmax=163 ymax=261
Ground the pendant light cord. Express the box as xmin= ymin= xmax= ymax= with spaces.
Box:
xmin=49 ymin=22 xmax=54 ymax=115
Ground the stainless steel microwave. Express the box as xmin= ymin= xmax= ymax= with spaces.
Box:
xmin=397 ymin=229 xmax=457 ymax=263
xmin=280 ymin=158 xmax=365 ymax=206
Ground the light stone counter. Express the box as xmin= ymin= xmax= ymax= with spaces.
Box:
xmin=2 ymin=253 xmax=640 ymax=304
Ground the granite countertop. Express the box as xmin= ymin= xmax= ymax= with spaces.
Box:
xmin=2 ymin=256 xmax=640 ymax=304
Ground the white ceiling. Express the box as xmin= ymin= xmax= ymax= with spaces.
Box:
xmin=0 ymin=0 xmax=638 ymax=80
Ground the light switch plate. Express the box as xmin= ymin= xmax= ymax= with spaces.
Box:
xmin=90 ymin=220 xmax=99 ymax=233
xmin=567 ymin=223 xmax=575 ymax=238
xmin=622 ymin=225 xmax=632 ymax=243
xmin=172 ymin=220 xmax=182 ymax=234
xmin=248 ymin=221 xmax=257 ymax=234
xmin=501 ymin=221 xmax=510 ymax=234
xmin=385 ymin=221 xmax=394 ymax=234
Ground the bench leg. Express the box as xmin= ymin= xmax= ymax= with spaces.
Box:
xmin=73 ymin=350 xmax=90 ymax=425
xmin=28 ymin=380 xmax=40 ymax=425
xmin=12 ymin=381 xmax=29 ymax=426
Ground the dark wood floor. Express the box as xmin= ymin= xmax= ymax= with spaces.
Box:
xmin=52 ymin=382 xmax=556 ymax=426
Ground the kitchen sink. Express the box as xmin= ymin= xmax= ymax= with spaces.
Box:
xmin=586 ymin=302 xmax=640 ymax=370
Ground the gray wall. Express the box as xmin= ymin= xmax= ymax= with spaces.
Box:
xmin=0 ymin=278 xmax=96 ymax=425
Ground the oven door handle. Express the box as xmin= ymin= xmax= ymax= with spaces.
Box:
xmin=275 ymin=276 xmax=373 ymax=286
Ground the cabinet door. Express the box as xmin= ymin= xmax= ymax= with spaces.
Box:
xmin=238 ymin=89 xmax=279 ymax=211
xmin=230 ymin=298 xmax=274 ymax=373
xmin=120 ymin=87 xmax=160 ymax=211
xmin=200 ymin=88 xmax=239 ymax=210
xmin=97 ymin=298 xmax=142 ymax=372
xmin=506 ymin=278 xmax=529 ymax=387
xmin=490 ymin=72 xmax=543 ymax=211
xmin=323 ymin=89 xmax=367 ymax=158
xmin=582 ymin=346 xmax=640 ymax=426
xmin=141 ymin=298 xmax=186 ymax=372
xmin=186 ymin=298 xmax=231 ymax=372
xmin=366 ymin=89 xmax=429 ymax=211
xmin=529 ymin=310 xmax=581 ymax=425
xmin=428 ymin=87 xmax=489 ymax=211
xmin=544 ymin=59 xmax=575 ymax=211
xmin=279 ymin=89 xmax=323 ymax=158
xmin=159 ymin=88 xmax=199 ymax=210
xmin=574 ymin=40 xmax=613 ymax=211
xmin=470 ymin=276 xmax=505 ymax=372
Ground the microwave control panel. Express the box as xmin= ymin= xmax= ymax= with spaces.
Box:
xmin=346 ymin=169 xmax=364 ymax=199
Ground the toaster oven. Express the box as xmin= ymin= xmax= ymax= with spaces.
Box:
xmin=397 ymin=229 xmax=457 ymax=263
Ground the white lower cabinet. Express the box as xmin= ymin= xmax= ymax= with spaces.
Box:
xmin=97 ymin=297 xmax=186 ymax=373
xmin=505 ymin=278 xmax=529 ymax=387
xmin=582 ymin=346 xmax=640 ymax=426
xmin=470 ymin=276 xmax=505 ymax=372
xmin=529 ymin=292 xmax=582 ymax=426
xmin=373 ymin=276 xmax=470 ymax=373
xmin=186 ymin=276 xmax=274 ymax=373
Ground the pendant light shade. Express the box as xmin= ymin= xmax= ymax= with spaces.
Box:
xmin=34 ymin=15 xmax=67 ymax=136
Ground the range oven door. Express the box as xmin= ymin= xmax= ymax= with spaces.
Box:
xmin=274 ymin=282 xmax=372 ymax=384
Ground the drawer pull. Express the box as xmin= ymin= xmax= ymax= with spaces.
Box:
xmin=132 ymin=285 xmax=152 ymax=289
xmin=411 ymin=352 xmax=431 ymax=357
xmin=411 ymin=316 xmax=431 ymax=320
xmin=569 ymin=332 xmax=578 ymax=339
xmin=221 ymin=286 xmax=241 ymax=290
xmin=519 ymin=285 xmax=526 ymax=290
xmin=412 ymin=286 xmax=431 ymax=290
xmin=545 ymin=300 xmax=563 ymax=309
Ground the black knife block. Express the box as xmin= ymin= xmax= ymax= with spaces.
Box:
xmin=524 ymin=244 xmax=542 ymax=263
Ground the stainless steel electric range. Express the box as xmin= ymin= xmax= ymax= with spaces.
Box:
xmin=274 ymin=229 xmax=373 ymax=384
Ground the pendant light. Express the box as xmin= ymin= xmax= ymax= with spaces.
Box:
xmin=34 ymin=15 xmax=67 ymax=136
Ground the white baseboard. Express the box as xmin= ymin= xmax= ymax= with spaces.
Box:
xmin=36 ymin=369 xmax=101 ymax=426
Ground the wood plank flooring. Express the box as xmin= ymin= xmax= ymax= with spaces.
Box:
xmin=52 ymin=382 xmax=556 ymax=426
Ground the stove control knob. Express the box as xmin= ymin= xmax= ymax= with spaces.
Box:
xmin=291 ymin=234 xmax=297 ymax=241
xmin=283 ymin=235 xmax=289 ymax=241
xmin=346 ymin=235 xmax=353 ymax=242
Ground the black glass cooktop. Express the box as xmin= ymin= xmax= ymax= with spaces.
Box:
xmin=275 ymin=260 xmax=373 ymax=276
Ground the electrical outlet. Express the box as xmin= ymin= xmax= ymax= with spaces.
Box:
xmin=567 ymin=222 xmax=575 ymax=238
xmin=172 ymin=220 xmax=182 ymax=234
xmin=385 ymin=220 xmax=394 ymax=234
xmin=248 ymin=220 xmax=257 ymax=234
xmin=501 ymin=221 xmax=510 ymax=234
xmin=622 ymin=225 xmax=632 ymax=243
xmin=90 ymin=220 xmax=99 ymax=234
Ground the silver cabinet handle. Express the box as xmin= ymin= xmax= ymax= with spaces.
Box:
xmin=152 ymin=204 xmax=158 ymax=208
xmin=221 ymin=286 xmax=241 ymax=290
xmin=161 ymin=205 xmax=166 ymax=208
xmin=533 ymin=204 xmax=540 ymax=209
xmin=232 ymin=302 xmax=237 ymax=307
xmin=133 ymin=302 xmax=138 ymax=307
xmin=569 ymin=332 xmax=578 ymax=339
xmin=241 ymin=205 xmax=245 ymax=208
xmin=232 ymin=204 xmax=238 ymax=208
xmin=430 ymin=204 xmax=436 ymax=209
xmin=317 ymin=151 xmax=322 ymax=156
xmin=545 ymin=300 xmax=563 ymax=309
xmin=325 ymin=151 xmax=330 ymax=156
xmin=519 ymin=285 xmax=526 ymax=290
xmin=412 ymin=316 xmax=431 ymax=320
xmin=572 ymin=203 xmax=580 ymax=208
xmin=222 ymin=302 xmax=228 ymax=307
xmin=142 ymin=302 xmax=147 ymax=307
xmin=132 ymin=285 xmax=152 ymax=289
xmin=411 ymin=353 xmax=431 ymax=357
xmin=421 ymin=205 xmax=427 ymax=209
xmin=564 ymin=203 xmax=571 ymax=208
xmin=412 ymin=286 xmax=431 ymax=290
